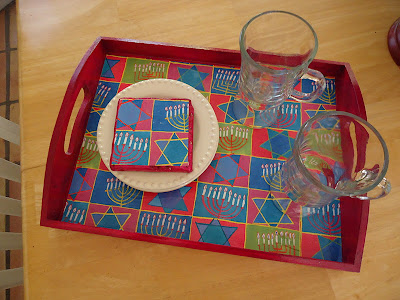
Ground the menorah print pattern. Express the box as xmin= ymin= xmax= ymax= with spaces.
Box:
xmin=105 ymin=177 xmax=143 ymax=207
xmin=200 ymin=185 xmax=246 ymax=220
xmin=61 ymin=201 xmax=88 ymax=224
xmin=76 ymin=137 xmax=100 ymax=168
xmin=211 ymin=68 xmax=240 ymax=95
xmin=315 ymin=78 xmax=336 ymax=105
xmin=137 ymin=212 xmax=191 ymax=240
xmin=302 ymin=200 xmax=341 ymax=236
xmin=111 ymin=132 xmax=149 ymax=166
xmin=64 ymin=55 xmax=342 ymax=262
xmin=165 ymin=103 xmax=189 ymax=131
xmin=256 ymin=231 xmax=297 ymax=255
xmin=218 ymin=125 xmax=249 ymax=153
xmin=261 ymin=162 xmax=284 ymax=192
xmin=260 ymin=103 xmax=300 ymax=130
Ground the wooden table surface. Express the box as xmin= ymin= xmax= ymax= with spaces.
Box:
xmin=19 ymin=0 xmax=400 ymax=299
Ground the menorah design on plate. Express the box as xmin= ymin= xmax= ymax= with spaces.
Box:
xmin=112 ymin=132 xmax=148 ymax=165
xmin=201 ymin=185 xmax=246 ymax=219
xmin=304 ymin=202 xmax=341 ymax=235
xmin=258 ymin=103 xmax=299 ymax=129
xmin=132 ymin=62 xmax=166 ymax=82
xmin=219 ymin=125 xmax=249 ymax=153
xmin=140 ymin=213 xmax=187 ymax=238
xmin=77 ymin=137 xmax=98 ymax=164
xmin=312 ymin=79 xmax=336 ymax=104
xmin=164 ymin=103 xmax=189 ymax=131
xmin=261 ymin=162 xmax=284 ymax=192
xmin=105 ymin=177 xmax=142 ymax=207
xmin=93 ymin=83 xmax=112 ymax=108
xmin=256 ymin=230 xmax=296 ymax=255
xmin=212 ymin=69 xmax=240 ymax=95
xmin=62 ymin=203 xmax=85 ymax=224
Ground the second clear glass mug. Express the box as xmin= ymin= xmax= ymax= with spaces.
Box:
xmin=233 ymin=11 xmax=326 ymax=127
xmin=277 ymin=111 xmax=391 ymax=208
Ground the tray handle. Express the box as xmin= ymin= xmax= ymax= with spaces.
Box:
xmin=42 ymin=37 xmax=105 ymax=221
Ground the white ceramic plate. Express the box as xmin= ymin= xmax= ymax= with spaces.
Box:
xmin=97 ymin=79 xmax=219 ymax=193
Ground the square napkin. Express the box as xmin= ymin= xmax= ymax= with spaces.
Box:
xmin=110 ymin=97 xmax=193 ymax=172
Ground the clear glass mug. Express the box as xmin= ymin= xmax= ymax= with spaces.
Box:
xmin=233 ymin=11 xmax=326 ymax=127
xmin=279 ymin=111 xmax=391 ymax=207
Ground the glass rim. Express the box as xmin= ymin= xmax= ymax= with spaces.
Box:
xmin=293 ymin=110 xmax=390 ymax=197
xmin=239 ymin=10 xmax=319 ymax=74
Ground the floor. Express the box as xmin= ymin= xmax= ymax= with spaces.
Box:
xmin=0 ymin=1 xmax=23 ymax=300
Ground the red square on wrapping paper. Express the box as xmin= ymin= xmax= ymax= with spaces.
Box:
xmin=85 ymin=203 xmax=140 ymax=233
xmin=167 ymin=62 xmax=213 ymax=93
xmin=141 ymin=181 xmax=197 ymax=216
xmin=247 ymin=189 xmax=301 ymax=231
xmin=190 ymin=217 xmax=245 ymax=248
xmin=99 ymin=55 xmax=127 ymax=83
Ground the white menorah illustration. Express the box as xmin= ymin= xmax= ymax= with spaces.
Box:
xmin=62 ymin=203 xmax=85 ymax=224
xmin=165 ymin=103 xmax=189 ymax=131
xmin=93 ymin=83 xmax=111 ymax=108
xmin=78 ymin=137 xmax=98 ymax=164
xmin=312 ymin=79 xmax=336 ymax=104
xmin=140 ymin=213 xmax=187 ymax=238
xmin=305 ymin=202 xmax=341 ymax=235
xmin=219 ymin=125 xmax=249 ymax=152
xmin=261 ymin=163 xmax=284 ymax=191
xmin=112 ymin=132 xmax=148 ymax=165
xmin=132 ymin=62 xmax=166 ymax=81
xmin=212 ymin=69 xmax=240 ymax=95
xmin=201 ymin=185 xmax=246 ymax=220
xmin=257 ymin=230 xmax=296 ymax=255
xmin=105 ymin=177 xmax=141 ymax=207
xmin=259 ymin=103 xmax=299 ymax=128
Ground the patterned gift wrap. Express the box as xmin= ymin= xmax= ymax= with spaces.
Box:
xmin=110 ymin=97 xmax=193 ymax=172
xmin=63 ymin=55 xmax=341 ymax=262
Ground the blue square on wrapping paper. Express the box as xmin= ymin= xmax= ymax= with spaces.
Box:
xmin=91 ymin=81 xmax=120 ymax=110
xmin=137 ymin=211 xmax=191 ymax=240
xmin=211 ymin=67 xmax=240 ymax=96
xmin=249 ymin=157 xmax=285 ymax=191
xmin=90 ymin=170 xmax=143 ymax=209
xmin=152 ymin=99 xmax=190 ymax=132
xmin=193 ymin=182 xmax=248 ymax=223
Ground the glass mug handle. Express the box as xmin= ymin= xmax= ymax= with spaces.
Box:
xmin=353 ymin=177 xmax=392 ymax=200
xmin=290 ymin=68 xmax=326 ymax=102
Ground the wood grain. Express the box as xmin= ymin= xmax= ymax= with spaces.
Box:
xmin=19 ymin=0 xmax=400 ymax=299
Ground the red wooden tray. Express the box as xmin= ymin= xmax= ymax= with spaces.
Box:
xmin=41 ymin=37 xmax=369 ymax=272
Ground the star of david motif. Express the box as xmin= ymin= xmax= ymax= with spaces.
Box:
xmin=208 ymin=154 xmax=248 ymax=186
xmin=101 ymin=58 xmax=120 ymax=79
xmin=305 ymin=104 xmax=330 ymax=119
xmin=260 ymin=129 xmax=295 ymax=159
xmin=155 ymin=133 xmax=189 ymax=166
xmin=149 ymin=186 xmax=191 ymax=213
xmin=68 ymin=168 xmax=96 ymax=201
xmin=177 ymin=65 xmax=209 ymax=91
xmin=252 ymin=193 xmax=293 ymax=226
xmin=91 ymin=207 xmax=131 ymax=230
xmin=196 ymin=219 xmax=237 ymax=246
xmin=217 ymin=96 xmax=237 ymax=123
xmin=116 ymin=100 xmax=152 ymax=131
xmin=312 ymin=236 xmax=342 ymax=262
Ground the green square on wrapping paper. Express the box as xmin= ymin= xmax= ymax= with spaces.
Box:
xmin=217 ymin=123 xmax=252 ymax=156
xmin=245 ymin=224 xmax=300 ymax=256
xmin=76 ymin=135 xmax=101 ymax=169
xmin=121 ymin=58 xmax=169 ymax=84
